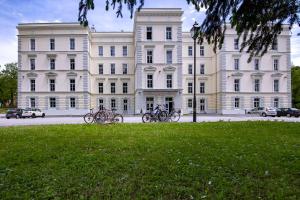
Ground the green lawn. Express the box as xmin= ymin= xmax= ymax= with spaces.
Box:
xmin=0 ymin=122 xmax=299 ymax=199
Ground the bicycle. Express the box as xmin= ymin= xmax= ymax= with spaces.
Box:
xmin=167 ymin=108 xmax=181 ymax=122
xmin=94 ymin=107 xmax=124 ymax=124
xmin=83 ymin=108 xmax=96 ymax=124
xmin=142 ymin=105 xmax=169 ymax=123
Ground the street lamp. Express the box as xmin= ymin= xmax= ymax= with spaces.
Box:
xmin=190 ymin=21 xmax=200 ymax=122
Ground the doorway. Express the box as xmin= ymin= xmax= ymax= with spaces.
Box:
xmin=165 ymin=97 xmax=174 ymax=113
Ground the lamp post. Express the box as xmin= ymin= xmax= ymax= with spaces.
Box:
xmin=190 ymin=21 xmax=200 ymax=122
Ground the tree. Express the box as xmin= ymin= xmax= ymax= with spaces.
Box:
xmin=292 ymin=66 xmax=300 ymax=108
xmin=0 ymin=63 xmax=18 ymax=107
xmin=78 ymin=0 xmax=299 ymax=62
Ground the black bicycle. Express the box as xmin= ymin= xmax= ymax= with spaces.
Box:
xmin=142 ymin=105 xmax=169 ymax=123
xmin=167 ymin=108 xmax=181 ymax=122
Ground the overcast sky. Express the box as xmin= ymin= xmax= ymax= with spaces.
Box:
xmin=0 ymin=0 xmax=299 ymax=67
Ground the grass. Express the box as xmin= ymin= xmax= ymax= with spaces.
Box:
xmin=0 ymin=122 xmax=299 ymax=199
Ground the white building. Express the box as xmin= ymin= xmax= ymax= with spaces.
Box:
xmin=17 ymin=8 xmax=292 ymax=115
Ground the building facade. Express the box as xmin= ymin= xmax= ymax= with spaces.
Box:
xmin=17 ymin=8 xmax=292 ymax=115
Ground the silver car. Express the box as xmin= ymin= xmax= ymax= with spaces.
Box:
xmin=258 ymin=107 xmax=277 ymax=117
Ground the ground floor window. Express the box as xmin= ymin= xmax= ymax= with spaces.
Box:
xmin=253 ymin=98 xmax=260 ymax=108
xmin=70 ymin=97 xmax=76 ymax=108
xmin=200 ymin=99 xmax=205 ymax=111
xmin=188 ymin=99 xmax=193 ymax=108
xmin=234 ymin=98 xmax=240 ymax=109
xmin=165 ymin=97 xmax=173 ymax=112
xmin=30 ymin=98 xmax=36 ymax=108
xmin=273 ymin=98 xmax=279 ymax=108
xmin=111 ymin=99 xmax=116 ymax=110
xmin=123 ymin=99 xmax=128 ymax=111
xmin=146 ymin=97 xmax=154 ymax=111
xmin=99 ymin=99 xmax=104 ymax=110
xmin=49 ymin=97 xmax=56 ymax=108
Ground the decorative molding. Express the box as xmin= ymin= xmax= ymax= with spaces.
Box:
xmin=163 ymin=66 xmax=176 ymax=72
xmin=66 ymin=72 xmax=78 ymax=77
xmin=26 ymin=72 xmax=38 ymax=78
xmin=67 ymin=54 xmax=77 ymax=58
xmin=27 ymin=54 xmax=37 ymax=58
xmin=271 ymin=73 xmax=283 ymax=78
xmin=45 ymin=72 xmax=58 ymax=77
xmin=144 ymin=66 xmax=156 ymax=72
xmin=47 ymin=54 xmax=57 ymax=58
xmin=251 ymin=72 xmax=265 ymax=78
xmin=232 ymin=72 xmax=244 ymax=77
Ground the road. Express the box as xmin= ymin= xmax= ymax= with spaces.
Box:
xmin=0 ymin=115 xmax=299 ymax=127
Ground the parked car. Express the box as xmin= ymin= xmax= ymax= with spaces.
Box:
xmin=6 ymin=108 xmax=23 ymax=119
xmin=258 ymin=107 xmax=277 ymax=117
xmin=22 ymin=108 xmax=45 ymax=118
xmin=276 ymin=108 xmax=300 ymax=117
xmin=247 ymin=107 xmax=260 ymax=114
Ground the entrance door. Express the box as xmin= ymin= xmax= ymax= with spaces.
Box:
xmin=165 ymin=97 xmax=174 ymax=113
xmin=199 ymin=98 xmax=205 ymax=113
xmin=146 ymin=97 xmax=154 ymax=112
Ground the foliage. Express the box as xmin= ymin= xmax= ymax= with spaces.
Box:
xmin=0 ymin=122 xmax=299 ymax=199
xmin=292 ymin=66 xmax=300 ymax=108
xmin=0 ymin=63 xmax=17 ymax=107
xmin=78 ymin=0 xmax=300 ymax=62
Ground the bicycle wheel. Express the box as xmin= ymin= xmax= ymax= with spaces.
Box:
xmin=84 ymin=113 xmax=94 ymax=124
xmin=113 ymin=114 xmax=123 ymax=123
xmin=142 ymin=113 xmax=152 ymax=123
xmin=170 ymin=111 xmax=181 ymax=122
xmin=158 ymin=111 xmax=168 ymax=122
xmin=94 ymin=111 xmax=107 ymax=124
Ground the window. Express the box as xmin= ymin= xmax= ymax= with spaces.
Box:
xmin=188 ymin=46 xmax=193 ymax=56
xmin=166 ymin=27 xmax=172 ymax=40
xmin=111 ymin=99 xmax=116 ymax=110
xmin=273 ymin=59 xmax=279 ymax=71
xmin=254 ymin=79 xmax=260 ymax=92
xmin=234 ymin=58 xmax=239 ymax=70
xmin=123 ymin=46 xmax=128 ymax=57
xmin=253 ymin=98 xmax=260 ymax=108
xmin=200 ymin=46 xmax=204 ymax=56
xmin=188 ymin=64 xmax=193 ymax=75
xmin=50 ymin=38 xmax=55 ymax=50
xmin=30 ymin=59 xmax=35 ymax=70
xmin=166 ymin=74 xmax=172 ymax=88
xmin=200 ymin=82 xmax=205 ymax=94
xmin=70 ymin=58 xmax=75 ymax=70
xmin=274 ymin=79 xmax=279 ymax=92
xmin=70 ymin=79 xmax=75 ymax=92
xmin=123 ymin=82 xmax=128 ymax=94
xmin=234 ymin=79 xmax=240 ymax=92
xmin=188 ymin=99 xmax=193 ymax=108
xmin=70 ymin=38 xmax=75 ymax=50
xmin=98 ymin=46 xmax=103 ymax=56
xmin=123 ymin=99 xmax=128 ymax=111
xmin=254 ymin=59 xmax=259 ymax=70
xmin=273 ymin=98 xmax=279 ymax=108
xmin=98 ymin=82 xmax=103 ymax=94
xmin=272 ymin=38 xmax=278 ymax=50
xmin=99 ymin=64 xmax=103 ymax=74
xmin=110 ymin=46 xmax=115 ymax=56
xmin=30 ymin=39 xmax=35 ymax=51
xmin=122 ymin=64 xmax=128 ymax=74
xmin=30 ymin=79 xmax=35 ymax=92
xmin=146 ymin=27 xmax=152 ymax=40
xmin=166 ymin=50 xmax=172 ymax=64
xmin=188 ymin=82 xmax=193 ymax=94
xmin=70 ymin=97 xmax=76 ymax=108
xmin=147 ymin=50 xmax=153 ymax=64
xmin=200 ymin=64 xmax=205 ymax=74
xmin=30 ymin=98 xmax=36 ymax=108
xmin=50 ymin=59 xmax=55 ymax=70
xmin=111 ymin=82 xmax=116 ymax=93
xmin=234 ymin=39 xmax=239 ymax=50
xmin=49 ymin=97 xmax=56 ymax=108
xmin=49 ymin=79 xmax=55 ymax=92
xmin=99 ymin=99 xmax=104 ymax=110
xmin=200 ymin=99 xmax=205 ymax=111
xmin=234 ymin=98 xmax=240 ymax=108
xmin=111 ymin=64 xmax=115 ymax=74
xmin=147 ymin=74 xmax=153 ymax=88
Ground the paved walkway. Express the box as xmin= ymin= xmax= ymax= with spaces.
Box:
xmin=0 ymin=115 xmax=299 ymax=127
